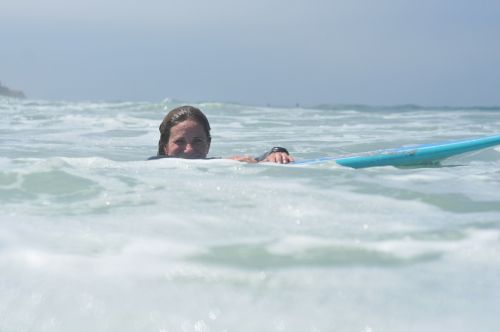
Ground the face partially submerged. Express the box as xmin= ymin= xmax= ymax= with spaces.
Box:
xmin=163 ymin=119 xmax=211 ymax=159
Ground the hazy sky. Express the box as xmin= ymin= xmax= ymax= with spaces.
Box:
xmin=1 ymin=0 xmax=499 ymax=106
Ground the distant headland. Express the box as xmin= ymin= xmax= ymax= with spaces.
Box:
xmin=0 ymin=81 xmax=26 ymax=98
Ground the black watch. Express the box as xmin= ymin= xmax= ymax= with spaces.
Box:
xmin=270 ymin=146 xmax=289 ymax=155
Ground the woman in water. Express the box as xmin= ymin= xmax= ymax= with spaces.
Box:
xmin=151 ymin=105 xmax=294 ymax=163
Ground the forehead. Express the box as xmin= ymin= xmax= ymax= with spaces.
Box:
xmin=170 ymin=119 xmax=208 ymax=138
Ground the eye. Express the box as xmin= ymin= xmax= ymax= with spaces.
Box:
xmin=174 ymin=138 xmax=186 ymax=146
xmin=192 ymin=138 xmax=205 ymax=146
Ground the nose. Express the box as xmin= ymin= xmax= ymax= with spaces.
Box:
xmin=184 ymin=143 xmax=194 ymax=153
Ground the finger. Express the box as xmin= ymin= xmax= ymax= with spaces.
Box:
xmin=263 ymin=152 xmax=291 ymax=163
xmin=270 ymin=154 xmax=278 ymax=163
xmin=264 ymin=156 xmax=273 ymax=163
xmin=277 ymin=154 xmax=293 ymax=164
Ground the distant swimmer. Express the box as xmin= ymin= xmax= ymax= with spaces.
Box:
xmin=149 ymin=105 xmax=294 ymax=163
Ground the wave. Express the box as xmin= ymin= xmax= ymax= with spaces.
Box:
xmin=312 ymin=103 xmax=500 ymax=112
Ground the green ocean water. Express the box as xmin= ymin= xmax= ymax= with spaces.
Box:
xmin=1 ymin=98 xmax=500 ymax=331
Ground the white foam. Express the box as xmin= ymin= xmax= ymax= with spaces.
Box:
xmin=2 ymin=98 xmax=500 ymax=332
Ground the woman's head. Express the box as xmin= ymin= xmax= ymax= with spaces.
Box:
xmin=158 ymin=105 xmax=211 ymax=159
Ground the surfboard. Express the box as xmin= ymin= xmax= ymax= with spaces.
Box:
xmin=292 ymin=134 xmax=500 ymax=168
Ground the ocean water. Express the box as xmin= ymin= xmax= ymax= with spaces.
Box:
xmin=1 ymin=97 xmax=500 ymax=332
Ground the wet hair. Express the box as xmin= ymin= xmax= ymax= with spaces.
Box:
xmin=157 ymin=105 xmax=211 ymax=155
